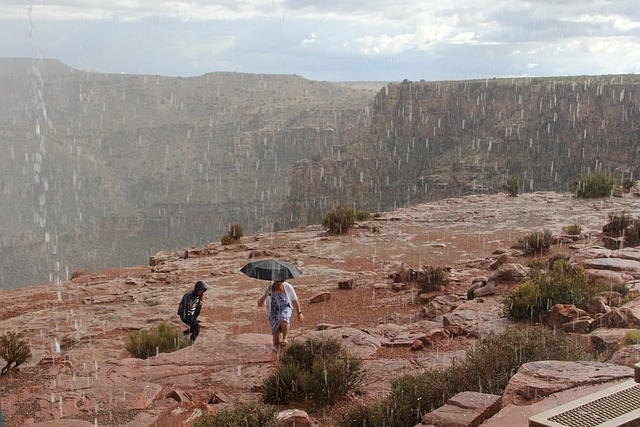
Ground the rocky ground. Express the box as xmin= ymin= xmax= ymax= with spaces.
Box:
xmin=1 ymin=191 xmax=640 ymax=426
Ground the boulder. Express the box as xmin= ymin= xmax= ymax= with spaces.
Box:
xmin=579 ymin=258 xmax=640 ymax=279
xmin=392 ymin=262 xmax=415 ymax=283
xmin=609 ymin=344 xmax=640 ymax=367
xmin=561 ymin=317 xmax=593 ymax=334
xmin=308 ymin=292 xmax=331 ymax=303
xmin=570 ymin=246 xmax=613 ymax=265
xmin=586 ymin=328 xmax=630 ymax=357
xmin=490 ymin=254 xmax=509 ymax=270
xmin=585 ymin=269 xmax=634 ymax=286
xmin=615 ymin=248 xmax=640 ymax=262
xmin=548 ymin=304 xmax=587 ymax=330
xmin=166 ymin=388 xmax=192 ymax=403
xmin=619 ymin=298 xmax=640 ymax=325
xmin=277 ymin=409 xmax=314 ymax=427
xmin=424 ymin=328 xmax=451 ymax=344
xmin=338 ymin=279 xmax=354 ymax=289
xmin=420 ymin=391 xmax=502 ymax=427
xmin=586 ymin=295 xmax=611 ymax=315
xmin=441 ymin=299 xmax=502 ymax=336
xmin=594 ymin=308 xmax=628 ymax=330
xmin=467 ymin=279 xmax=496 ymax=300
xmin=501 ymin=361 xmax=633 ymax=406
xmin=421 ymin=294 xmax=460 ymax=319
xmin=411 ymin=339 xmax=425 ymax=351
xmin=487 ymin=263 xmax=529 ymax=283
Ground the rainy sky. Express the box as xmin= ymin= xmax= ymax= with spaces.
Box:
xmin=2 ymin=0 xmax=640 ymax=82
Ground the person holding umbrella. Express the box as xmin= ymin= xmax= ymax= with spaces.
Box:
xmin=257 ymin=280 xmax=303 ymax=348
xmin=241 ymin=258 xmax=304 ymax=349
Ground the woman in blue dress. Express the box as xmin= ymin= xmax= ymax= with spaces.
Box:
xmin=258 ymin=280 xmax=304 ymax=349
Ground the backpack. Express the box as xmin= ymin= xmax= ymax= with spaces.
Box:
xmin=177 ymin=291 xmax=190 ymax=319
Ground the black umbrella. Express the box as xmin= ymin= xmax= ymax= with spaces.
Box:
xmin=240 ymin=258 xmax=302 ymax=281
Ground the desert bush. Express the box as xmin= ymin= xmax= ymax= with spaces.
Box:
xmin=621 ymin=330 xmax=640 ymax=346
xmin=603 ymin=210 xmax=632 ymax=236
xmin=504 ymin=260 xmax=596 ymax=322
xmin=355 ymin=209 xmax=372 ymax=221
xmin=338 ymin=326 xmax=591 ymax=427
xmin=280 ymin=337 xmax=345 ymax=371
xmin=602 ymin=211 xmax=640 ymax=247
xmin=228 ymin=223 xmax=244 ymax=240
xmin=572 ymin=173 xmax=616 ymax=198
xmin=464 ymin=327 xmax=590 ymax=394
xmin=220 ymin=234 xmax=234 ymax=245
xmin=321 ymin=205 xmax=356 ymax=234
xmin=502 ymin=177 xmax=521 ymax=197
xmin=414 ymin=266 xmax=449 ymax=292
xmin=515 ymin=229 xmax=553 ymax=256
xmin=194 ymin=403 xmax=281 ymax=427
xmin=70 ymin=269 xmax=91 ymax=280
xmin=622 ymin=179 xmax=635 ymax=192
xmin=338 ymin=400 xmax=394 ymax=427
xmin=125 ymin=321 xmax=191 ymax=359
xmin=263 ymin=337 xmax=365 ymax=406
xmin=262 ymin=362 xmax=307 ymax=405
xmin=625 ymin=220 xmax=640 ymax=247
xmin=308 ymin=355 xmax=365 ymax=405
xmin=561 ymin=224 xmax=582 ymax=235
xmin=0 ymin=332 xmax=32 ymax=375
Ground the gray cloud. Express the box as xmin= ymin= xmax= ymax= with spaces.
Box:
xmin=0 ymin=0 xmax=638 ymax=81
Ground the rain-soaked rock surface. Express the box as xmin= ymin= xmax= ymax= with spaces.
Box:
xmin=1 ymin=191 xmax=640 ymax=426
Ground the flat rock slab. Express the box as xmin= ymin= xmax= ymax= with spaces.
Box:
xmin=421 ymin=391 xmax=501 ymax=427
xmin=501 ymin=360 xmax=633 ymax=406
xmin=580 ymin=258 xmax=640 ymax=277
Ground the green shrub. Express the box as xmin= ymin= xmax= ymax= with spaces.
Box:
xmin=561 ymin=224 xmax=582 ymax=235
xmin=572 ymin=173 xmax=616 ymax=198
xmin=414 ymin=266 xmax=449 ymax=292
xmin=621 ymin=330 xmax=640 ymax=346
xmin=0 ymin=332 xmax=32 ymax=375
xmin=603 ymin=210 xmax=632 ymax=236
xmin=308 ymin=355 xmax=365 ymax=405
xmin=463 ymin=327 xmax=590 ymax=394
xmin=263 ymin=337 xmax=365 ymax=406
xmin=280 ymin=337 xmax=345 ymax=371
xmin=194 ymin=403 xmax=281 ymax=427
xmin=321 ymin=205 xmax=356 ymax=234
xmin=355 ymin=209 xmax=372 ymax=221
xmin=229 ymin=223 xmax=244 ymax=240
xmin=262 ymin=362 xmax=307 ymax=405
xmin=385 ymin=362 xmax=470 ymax=426
xmin=622 ymin=179 xmax=635 ymax=192
xmin=515 ymin=229 xmax=553 ymax=256
xmin=338 ymin=326 xmax=591 ymax=427
xmin=338 ymin=400 xmax=395 ymax=427
xmin=125 ymin=321 xmax=191 ymax=359
xmin=502 ymin=178 xmax=521 ymax=197
xmin=504 ymin=260 xmax=596 ymax=322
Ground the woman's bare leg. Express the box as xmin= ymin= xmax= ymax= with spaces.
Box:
xmin=280 ymin=320 xmax=290 ymax=345
xmin=272 ymin=329 xmax=282 ymax=347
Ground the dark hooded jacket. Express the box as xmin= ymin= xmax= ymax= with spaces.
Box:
xmin=178 ymin=280 xmax=207 ymax=320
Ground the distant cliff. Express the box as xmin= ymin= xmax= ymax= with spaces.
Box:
xmin=0 ymin=58 xmax=378 ymax=288
xmin=284 ymin=76 xmax=640 ymax=227
xmin=3 ymin=58 xmax=639 ymax=289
